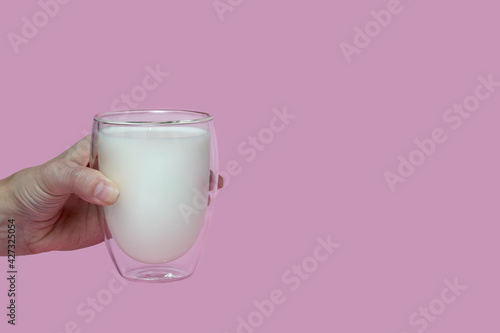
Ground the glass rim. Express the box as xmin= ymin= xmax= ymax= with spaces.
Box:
xmin=94 ymin=109 xmax=213 ymax=125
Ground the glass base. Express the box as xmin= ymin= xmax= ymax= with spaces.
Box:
xmin=122 ymin=267 xmax=192 ymax=283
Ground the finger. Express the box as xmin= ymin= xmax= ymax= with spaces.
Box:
xmin=209 ymin=171 xmax=225 ymax=191
xmin=210 ymin=171 xmax=215 ymax=191
xmin=64 ymin=136 xmax=92 ymax=166
xmin=40 ymin=159 xmax=119 ymax=206
xmin=51 ymin=136 xmax=92 ymax=166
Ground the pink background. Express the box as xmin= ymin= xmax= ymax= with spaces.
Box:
xmin=1 ymin=0 xmax=499 ymax=332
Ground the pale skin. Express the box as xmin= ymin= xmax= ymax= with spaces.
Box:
xmin=0 ymin=136 xmax=223 ymax=256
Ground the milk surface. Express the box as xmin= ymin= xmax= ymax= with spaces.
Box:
xmin=98 ymin=126 xmax=210 ymax=264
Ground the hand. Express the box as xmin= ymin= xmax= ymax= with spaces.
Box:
xmin=0 ymin=136 xmax=223 ymax=256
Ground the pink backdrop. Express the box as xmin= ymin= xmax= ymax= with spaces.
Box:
xmin=1 ymin=0 xmax=499 ymax=332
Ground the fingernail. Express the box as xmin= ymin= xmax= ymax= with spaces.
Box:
xmin=94 ymin=181 xmax=120 ymax=204
xmin=218 ymin=175 xmax=224 ymax=189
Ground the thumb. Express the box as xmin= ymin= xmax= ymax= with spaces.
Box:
xmin=41 ymin=159 xmax=120 ymax=206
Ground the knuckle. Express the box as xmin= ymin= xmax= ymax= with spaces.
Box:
xmin=70 ymin=167 xmax=97 ymax=191
xmin=42 ymin=159 xmax=96 ymax=192
xmin=64 ymin=137 xmax=91 ymax=164
xmin=40 ymin=160 xmax=66 ymax=190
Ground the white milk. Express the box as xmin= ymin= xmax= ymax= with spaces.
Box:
xmin=98 ymin=126 xmax=210 ymax=264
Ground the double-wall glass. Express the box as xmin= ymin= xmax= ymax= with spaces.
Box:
xmin=91 ymin=110 xmax=219 ymax=282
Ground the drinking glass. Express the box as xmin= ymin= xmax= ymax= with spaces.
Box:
xmin=90 ymin=110 xmax=219 ymax=282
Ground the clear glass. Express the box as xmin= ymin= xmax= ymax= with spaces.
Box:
xmin=90 ymin=110 xmax=219 ymax=283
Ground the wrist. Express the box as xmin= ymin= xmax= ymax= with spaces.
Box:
xmin=1 ymin=177 xmax=13 ymax=255
xmin=0 ymin=176 xmax=27 ymax=256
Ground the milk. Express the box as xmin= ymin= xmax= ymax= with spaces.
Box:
xmin=98 ymin=126 xmax=210 ymax=264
